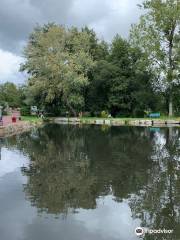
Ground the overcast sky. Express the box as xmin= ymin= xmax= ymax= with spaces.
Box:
xmin=0 ymin=0 xmax=142 ymax=85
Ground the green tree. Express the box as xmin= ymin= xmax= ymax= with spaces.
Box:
xmin=174 ymin=86 xmax=180 ymax=115
xmin=86 ymin=60 xmax=114 ymax=114
xmin=21 ymin=24 xmax=94 ymax=116
xmin=130 ymin=0 xmax=180 ymax=116
xmin=82 ymin=26 xmax=109 ymax=61
xmin=0 ymin=82 xmax=22 ymax=108
xmin=108 ymin=36 xmax=158 ymax=117
xmin=81 ymin=27 xmax=110 ymax=113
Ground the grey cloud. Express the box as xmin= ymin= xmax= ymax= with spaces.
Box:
xmin=0 ymin=0 xmax=74 ymax=53
xmin=69 ymin=0 xmax=111 ymax=26
xmin=29 ymin=0 xmax=74 ymax=21
xmin=0 ymin=0 xmax=142 ymax=54
xmin=90 ymin=0 xmax=142 ymax=41
xmin=0 ymin=0 xmax=42 ymax=52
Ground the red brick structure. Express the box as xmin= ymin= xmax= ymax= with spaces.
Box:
xmin=1 ymin=109 xmax=21 ymax=126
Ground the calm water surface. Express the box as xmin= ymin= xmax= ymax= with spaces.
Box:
xmin=0 ymin=124 xmax=179 ymax=240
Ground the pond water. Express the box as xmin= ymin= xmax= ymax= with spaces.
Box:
xmin=0 ymin=124 xmax=179 ymax=240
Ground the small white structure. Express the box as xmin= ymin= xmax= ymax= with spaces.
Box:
xmin=31 ymin=106 xmax=38 ymax=115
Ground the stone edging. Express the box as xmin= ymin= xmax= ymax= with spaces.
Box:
xmin=54 ymin=118 xmax=180 ymax=127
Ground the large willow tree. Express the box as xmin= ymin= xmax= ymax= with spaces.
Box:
xmin=21 ymin=24 xmax=94 ymax=116
xmin=130 ymin=0 xmax=180 ymax=116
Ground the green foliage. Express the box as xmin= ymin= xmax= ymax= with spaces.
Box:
xmin=20 ymin=106 xmax=30 ymax=116
xmin=21 ymin=24 xmax=94 ymax=116
xmin=106 ymin=36 xmax=159 ymax=117
xmin=82 ymin=26 xmax=109 ymax=61
xmin=84 ymin=34 xmax=161 ymax=117
xmin=0 ymin=82 xmax=22 ymax=107
xmin=130 ymin=0 xmax=180 ymax=116
xmin=19 ymin=13 xmax=180 ymax=117
xmin=174 ymin=86 xmax=180 ymax=116
xmin=82 ymin=112 xmax=91 ymax=118
xmin=85 ymin=60 xmax=113 ymax=113
xmin=100 ymin=110 xmax=109 ymax=118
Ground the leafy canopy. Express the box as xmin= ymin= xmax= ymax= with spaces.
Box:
xmin=21 ymin=24 xmax=94 ymax=115
xmin=130 ymin=0 xmax=180 ymax=115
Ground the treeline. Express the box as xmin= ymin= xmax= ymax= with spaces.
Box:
xmin=20 ymin=24 xmax=165 ymax=117
xmin=1 ymin=0 xmax=180 ymax=117
xmin=0 ymin=26 xmax=177 ymax=117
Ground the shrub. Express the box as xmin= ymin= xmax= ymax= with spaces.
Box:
xmin=21 ymin=106 xmax=30 ymax=116
xmin=82 ymin=112 xmax=91 ymax=117
xmin=101 ymin=110 xmax=109 ymax=118
xmin=93 ymin=111 xmax=101 ymax=117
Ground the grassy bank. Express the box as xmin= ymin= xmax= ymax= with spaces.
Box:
xmin=80 ymin=116 xmax=180 ymax=121
xmin=21 ymin=116 xmax=43 ymax=123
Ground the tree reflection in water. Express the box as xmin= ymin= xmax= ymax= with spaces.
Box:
xmin=129 ymin=127 xmax=180 ymax=240
xmin=4 ymin=124 xmax=180 ymax=239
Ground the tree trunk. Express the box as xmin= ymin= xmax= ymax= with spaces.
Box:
xmin=167 ymin=22 xmax=176 ymax=117
xmin=169 ymin=95 xmax=173 ymax=117
xmin=63 ymin=94 xmax=77 ymax=117
xmin=66 ymin=101 xmax=77 ymax=117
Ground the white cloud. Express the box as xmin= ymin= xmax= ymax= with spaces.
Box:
xmin=0 ymin=49 xmax=25 ymax=84
xmin=89 ymin=0 xmax=142 ymax=41
xmin=0 ymin=148 xmax=29 ymax=177
xmin=74 ymin=195 xmax=141 ymax=240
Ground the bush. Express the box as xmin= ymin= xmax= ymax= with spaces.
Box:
xmin=115 ymin=111 xmax=131 ymax=118
xmin=21 ymin=106 xmax=30 ymax=116
xmin=82 ymin=112 xmax=91 ymax=117
xmin=92 ymin=111 xmax=101 ymax=117
xmin=133 ymin=109 xmax=145 ymax=117
xmin=100 ymin=110 xmax=109 ymax=118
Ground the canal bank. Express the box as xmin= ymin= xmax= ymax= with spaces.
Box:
xmin=1 ymin=116 xmax=179 ymax=138
xmin=54 ymin=117 xmax=180 ymax=127
xmin=0 ymin=120 xmax=43 ymax=138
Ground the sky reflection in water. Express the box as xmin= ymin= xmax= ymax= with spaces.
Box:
xmin=0 ymin=125 xmax=179 ymax=240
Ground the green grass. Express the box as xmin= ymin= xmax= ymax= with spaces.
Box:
xmin=21 ymin=116 xmax=43 ymax=123
xmin=80 ymin=116 xmax=180 ymax=121
xmin=22 ymin=115 xmax=180 ymax=123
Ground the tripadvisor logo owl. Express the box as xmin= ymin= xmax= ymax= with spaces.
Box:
xmin=135 ymin=227 xmax=144 ymax=237
xmin=135 ymin=227 xmax=174 ymax=237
